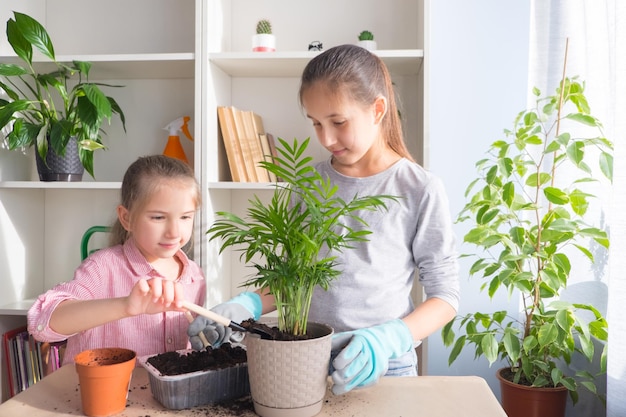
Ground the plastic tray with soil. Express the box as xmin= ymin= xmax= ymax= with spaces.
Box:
xmin=139 ymin=343 xmax=250 ymax=410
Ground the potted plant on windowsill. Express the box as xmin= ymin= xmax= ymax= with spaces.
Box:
xmin=208 ymin=137 xmax=395 ymax=417
xmin=441 ymin=75 xmax=611 ymax=417
xmin=252 ymin=19 xmax=276 ymax=52
xmin=0 ymin=12 xmax=126 ymax=181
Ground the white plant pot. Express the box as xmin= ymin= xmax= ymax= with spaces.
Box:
xmin=252 ymin=34 xmax=276 ymax=52
xmin=357 ymin=40 xmax=377 ymax=51
xmin=245 ymin=322 xmax=333 ymax=417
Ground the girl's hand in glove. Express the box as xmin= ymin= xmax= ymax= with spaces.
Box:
xmin=330 ymin=319 xmax=414 ymax=395
xmin=187 ymin=292 xmax=262 ymax=349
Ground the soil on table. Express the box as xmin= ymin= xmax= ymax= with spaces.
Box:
xmin=146 ymin=343 xmax=247 ymax=376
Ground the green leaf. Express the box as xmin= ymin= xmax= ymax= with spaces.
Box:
xmin=525 ymin=172 xmax=551 ymax=187
xmin=544 ymin=187 xmax=569 ymax=205
xmin=0 ymin=63 xmax=29 ymax=77
xmin=503 ymin=331 xmax=521 ymax=363
xmin=442 ymin=320 xmax=456 ymax=346
xmin=448 ymin=335 xmax=466 ymax=365
xmin=0 ymin=100 xmax=33 ymax=131
xmin=569 ymin=189 xmax=589 ymax=215
xmin=566 ymin=140 xmax=584 ymax=166
xmin=599 ymin=151 xmax=613 ymax=182
xmin=478 ymin=208 xmax=499 ymax=225
xmin=481 ymin=334 xmax=498 ymax=365
xmin=13 ymin=12 xmax=55 ymax=61
xmin=6 ymin=18 xmax=33 ymax=64
xmin=538 ymin=323 xmax=558 ymax=346
xmin=566 ymin=112 xmax=598 ymax=127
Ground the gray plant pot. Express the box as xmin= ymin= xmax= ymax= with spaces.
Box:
xmin=35 ymin=136 xmax=84 ymax=181
xmin=245 ymin=322 xmax=333 ymax=417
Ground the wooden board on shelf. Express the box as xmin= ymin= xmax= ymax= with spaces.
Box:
xmin=231 ymin=107 xmax=258 ymax=182
xmin=241 ymin=110 xmax=270 ymax=183
xmin=217 ymin=106 xmax=248 ymax=182
xmin=249 ymin=112 xmax=277 ymax=183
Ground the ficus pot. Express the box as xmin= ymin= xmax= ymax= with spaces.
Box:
xmin=74 ymin=347 xmax=136 ymax=417
xmin=497 ymin=367 xmax=568 ymax=417
xmin=245 ymin=322 xmax=333 ymax=417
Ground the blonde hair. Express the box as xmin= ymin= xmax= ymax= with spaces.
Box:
xmin=299 ymin=44 xmax=414 ymax=162
xmin=110 ymin=155 xmax=201 ymax=247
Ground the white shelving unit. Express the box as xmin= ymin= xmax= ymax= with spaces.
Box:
xmin=0 ymin=0 xmax=199 ymax=401
xmin=0 ymin=0 xmax=427 ymax=400
xmin=200 ymin=0 xmax=427 ymax=306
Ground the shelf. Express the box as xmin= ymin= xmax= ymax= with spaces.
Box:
xmin=209 ymin=49 xmax=424 ymax=77
xmin=0 ymin=181 xmax=121 ymax=190
xmin=1 ymin=53 xmax=195 ymax=80
xmin=0 ymin=299 xmax=35 ymax=316
xmin=208 ymin=182 xmax=282 ymax=190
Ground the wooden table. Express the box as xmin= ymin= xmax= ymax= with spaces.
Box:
xmin=0 ymin=364 xmax=507 ymax=416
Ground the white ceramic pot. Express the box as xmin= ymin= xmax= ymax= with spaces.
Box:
xmin=252 ymin=34 xmax=276 ymax=52
xmin=357 ymin=40 xmax=377 ymax=51
xmin=245 ymin=322 xmax=333 ymax=417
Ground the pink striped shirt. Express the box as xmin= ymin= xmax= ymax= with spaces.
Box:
xmin=27 ymin=238 xmax=206 ymax=365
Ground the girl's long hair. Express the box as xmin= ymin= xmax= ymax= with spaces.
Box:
xmin=299 ymin=44 xmax=414 ymax=162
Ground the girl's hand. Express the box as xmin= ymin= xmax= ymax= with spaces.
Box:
xmin=126 ymin=277 xmax=185 ymax=316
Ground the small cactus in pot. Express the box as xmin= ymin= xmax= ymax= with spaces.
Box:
xmin=256 ymin=19 xmax=272 ymax=35
xmin=252 ymin=19 xmax=276 ymax=52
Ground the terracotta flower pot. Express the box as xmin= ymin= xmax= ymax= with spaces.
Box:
xmin=74 ymin=347 xmax=136 ymax=417
xmin=497 ymin=367 xmax=568 ymax=417
xmin=245 ymin=322 xmax=333 ymax=417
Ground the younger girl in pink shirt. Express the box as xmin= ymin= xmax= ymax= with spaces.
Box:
xmin=28 ymin=155 xmax=206 ymax=365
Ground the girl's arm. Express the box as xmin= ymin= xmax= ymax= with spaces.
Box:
xmin=49 ymin=277 xmax=185 ymax=336
xmin=402 ymin=297 xmax=457 ymax=342
xmin=256 ymin=287 xmax=277 ymax=315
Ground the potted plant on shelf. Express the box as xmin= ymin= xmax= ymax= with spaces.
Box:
xmin=357 ymin=30 xmax=377 ymax=51
xmin=0 ymin=11 xmax=126 ymax=181
xmin=441 ymin=75 xmax=611 ymax=417
xmin=252 ymin=19 xmax=276 ymax=52
xmin=208 ymin=137 xmax=394 ymax=417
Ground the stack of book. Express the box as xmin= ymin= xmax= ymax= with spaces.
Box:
xmin=217 ymin=106 xmax=278 ymax=182
xmin=3 ymin=326 xmax=66 ymax=397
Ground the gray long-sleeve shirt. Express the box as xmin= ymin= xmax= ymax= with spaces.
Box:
xmin=308 ymin=158 xmax=460 ymax=334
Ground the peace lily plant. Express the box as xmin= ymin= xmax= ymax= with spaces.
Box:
xmin=0 ymin=12 xmax=126 ymax=178
xmin=442 ymin=76 xmax=612 ymax=403
xmin=208 ymin=137 xmax=395 ymax=336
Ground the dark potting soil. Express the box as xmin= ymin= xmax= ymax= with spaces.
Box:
xmin=146 ymin=321 xmax=311 ymax=376
xmin=500 ymin=367 xmax=534 ymax=386
xmin=241 ymin=319 xmax=313 ymax=341
xmin=146 ymin=343 xmax=247 ymax=376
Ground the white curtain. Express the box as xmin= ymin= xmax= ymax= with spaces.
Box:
xmin=529 ymin=1 xmax=625 ymax=416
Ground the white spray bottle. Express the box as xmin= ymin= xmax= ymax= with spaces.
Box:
xmin=163 ymin=116 xmax=193 ymax=163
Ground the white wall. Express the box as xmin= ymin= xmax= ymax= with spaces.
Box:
xmin=426 ymin=0 xmax=531 ymax=399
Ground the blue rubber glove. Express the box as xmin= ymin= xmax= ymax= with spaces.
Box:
xmin=330 ymin=319 xmax=414 ymax=395
xmin=187 ymin=292 xmax=262 ymax=350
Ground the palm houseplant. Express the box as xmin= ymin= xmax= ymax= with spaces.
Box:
xmin=441 ymin=76 xmax=611 ymax=417
xmin=208 ymin=137 xmax=394 ymax=416
xmin=0 ymin=11 xmax=126 ymax=181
